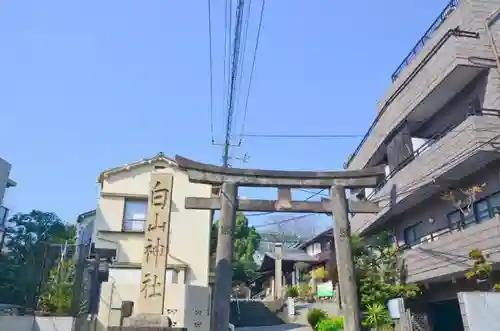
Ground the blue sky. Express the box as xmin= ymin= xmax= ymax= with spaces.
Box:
xmin=0 ymin=0 xmax=449 ymax=231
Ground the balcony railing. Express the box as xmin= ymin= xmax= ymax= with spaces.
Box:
xmin=403 ymin=205 xmax=500 ymax=250
xmin=391 ymin=0 xmax=459 ymax=82
xmin=367 ymin=109 xmax=500 ymax=200
xmin=403 ymin=227 xmax=453 ymax=249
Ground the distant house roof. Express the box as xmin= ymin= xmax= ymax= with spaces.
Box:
xmin=265 ymin=249 xmax=316 ymax=262
xmin=259 ymin=232 xmax=302 ymax=244
xmin=97 ymin=152 xmax=177 ymax=184
xmin=314 ymin=248 xmax=333 ymax=263
xmin=257 ymin=248 xmax=317 ymax=272
xmin=297 ymin=228 xmax=333 ymax=249
xmin=77 ymin=209 xmax=96 ymax=223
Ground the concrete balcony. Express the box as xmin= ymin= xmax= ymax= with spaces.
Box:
xmin=403 ymin=215 xmax=500 ymax=284
xmin=347 ymin=0 xmax=497 ymax=171
xmin=360 ymin=115 xmax=500 ymax=234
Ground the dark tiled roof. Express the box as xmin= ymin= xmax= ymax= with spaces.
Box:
xmin=297 ymin=228 xmax=333 ymax=249
xmin=264 ymin=249 xmax=316 ymax=263
xmin=258 ymin=231 xmax=302 ymax=244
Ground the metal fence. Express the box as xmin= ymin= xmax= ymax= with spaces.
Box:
xmin=0 ymin=242 xmax=94 ymax=315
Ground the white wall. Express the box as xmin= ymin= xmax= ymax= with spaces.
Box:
xmin=77 ymin=214 xmax=95 ymax=246
xmin=0 ymin=316 xmax=74 ymax=331
xmin=306 ymin=242 xmax=321 ymax=256
xmin=0 ymin=158 xmax=12 ymax=205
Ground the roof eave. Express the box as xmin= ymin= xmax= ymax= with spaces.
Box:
xmin=97 ymin=152 xmax=177 ymax=184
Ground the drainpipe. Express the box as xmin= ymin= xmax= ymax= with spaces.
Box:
xmin=484 ymin=7 xmax=500 ymax=77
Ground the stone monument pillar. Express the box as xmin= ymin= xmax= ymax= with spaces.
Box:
xmin=123 ymin=173 xmax=184 ymax=331
xmin=274 ymin=243 xmax=283 ymax=299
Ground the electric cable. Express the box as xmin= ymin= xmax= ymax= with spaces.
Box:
xmin=355 ymin=128 xmax=500 ymax=231
xmin=246 ymin=189 xmax=326 ymax=217
xmin=207 ymin=0 xmax=215 ymax=144
xmin=252 ymin=214 xmax=313 ymax=228
xmin=234 ymin=0 xmax=252 ymax=112
xmin=237 ymin=0 xmax=266 ymax=145
xmin=367 ymin=126 xmax=500 ymax=203
xmin=221 ymin=0 xmax=232 ymax=145
xmin=222 ymin=0 xmax=245 ymax=167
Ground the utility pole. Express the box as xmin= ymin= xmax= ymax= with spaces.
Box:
xmin=221 ymin=0 xmax=245 ymax=168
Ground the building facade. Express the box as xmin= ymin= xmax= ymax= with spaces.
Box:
xmin=0 ymin=157 xmax=16 ymax=250
xmin=91 ymin=153 xmax=213 ymax=330
xmin=345 ymin=0 xmax=500 ymax=329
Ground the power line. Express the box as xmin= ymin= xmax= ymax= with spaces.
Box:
xmin=252 ymin=214 xmax=312 ymax=228
xmin=238 ymin=0 xmax=266 ymax=146
xmin=234 ymin=0 xmax=252 ymax=110
xmin=241 ymin=133 xmax=365 ymax=139
xmin=245 ymin=189 xmax=326 ymax=217
xmin=207 ymin=0 xmax=215 ymax=144
xmin=221 ymin=0 xmax=232 ymax=146
xmin=222 ymin=0 xmax=245 ymax=167
xmin=356 ymin=129 xmax=500 ymax=231
xmin=367 ymin=126 xmax=500 ymax=203
xmin=239 ymin=119 xmax=491 ymax=141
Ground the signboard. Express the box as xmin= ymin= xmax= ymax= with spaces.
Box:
xmin=316 ymin=281 xmax=334 ymax=298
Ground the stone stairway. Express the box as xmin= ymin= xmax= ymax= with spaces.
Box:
xmin=230 ymin=300 xmax=285 ymax=327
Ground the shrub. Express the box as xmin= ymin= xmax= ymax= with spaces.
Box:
xmin=286 ymin=286 xmax=299 ymax=298
xmin=311 ymin=266 xmax=327 ymax=280
xmin=298 ymin=283 xmax=311 ymax=299
xmin=315 ymin=316 xmax=344 ymax=331
xmin=307 ymin=308 xmax=327 ymax=329
xmin=362 ymin=302 xmax=392 ymax=329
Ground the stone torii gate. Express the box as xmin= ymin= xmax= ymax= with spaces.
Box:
xmin=174 ymin=156 xmax=385 ymax=331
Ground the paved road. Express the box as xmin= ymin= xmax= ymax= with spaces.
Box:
xmin=236 ymin=324 xmax=311 ymax=331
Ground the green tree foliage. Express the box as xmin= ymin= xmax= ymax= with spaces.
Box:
xmin=465 ymin=248 xmax=500 ymax=291
xmin=361 ymin=303 xmax=393 ymax=330
xmin=38 ymin=259 xmax=75 ymax=314
xmin=307 ymin=308 xmax=328 ymax=329
xmin=351 ymin=232 xmax=419 ymax=323
xmin=0 ymin=210 xmax=75 ymax=308
xmin=210 ymin=212 xmax=261 ymax=284
xmin=315 ymin=316 xmax=344 ymax=331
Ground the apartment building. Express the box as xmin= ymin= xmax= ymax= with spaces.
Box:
xmin=345 ymin=0 xmax=500 ymax=329
xmin=0 ymin=157 xmax=16 ymax=249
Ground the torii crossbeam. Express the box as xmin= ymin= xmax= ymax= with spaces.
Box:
xmin=175 ymin=155 xmax=385 ymax=331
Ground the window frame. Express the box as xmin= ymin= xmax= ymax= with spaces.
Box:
xmin=488 ymin=191 xmax=500 ymax=216
xmin=122 ymin=198 xmax=148 ymax=232
xmin=447 ymin=210 xmax=463 ymax=230
xmin=473 ymin=197 xmax=491 ymax=223
xmin=403 ymin=222 xmax=423 ymax=247
xmin=403 ymin=190 xmax=500 ymax=249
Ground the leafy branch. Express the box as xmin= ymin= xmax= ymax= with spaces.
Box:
xmin=465 ymin=248 xmax=500 ymax=291
xmin=440 ymin=183 xmax=485 ymax=217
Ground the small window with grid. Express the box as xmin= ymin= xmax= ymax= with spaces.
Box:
xmin=123 ymin=199 xmax=147 ymax=232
